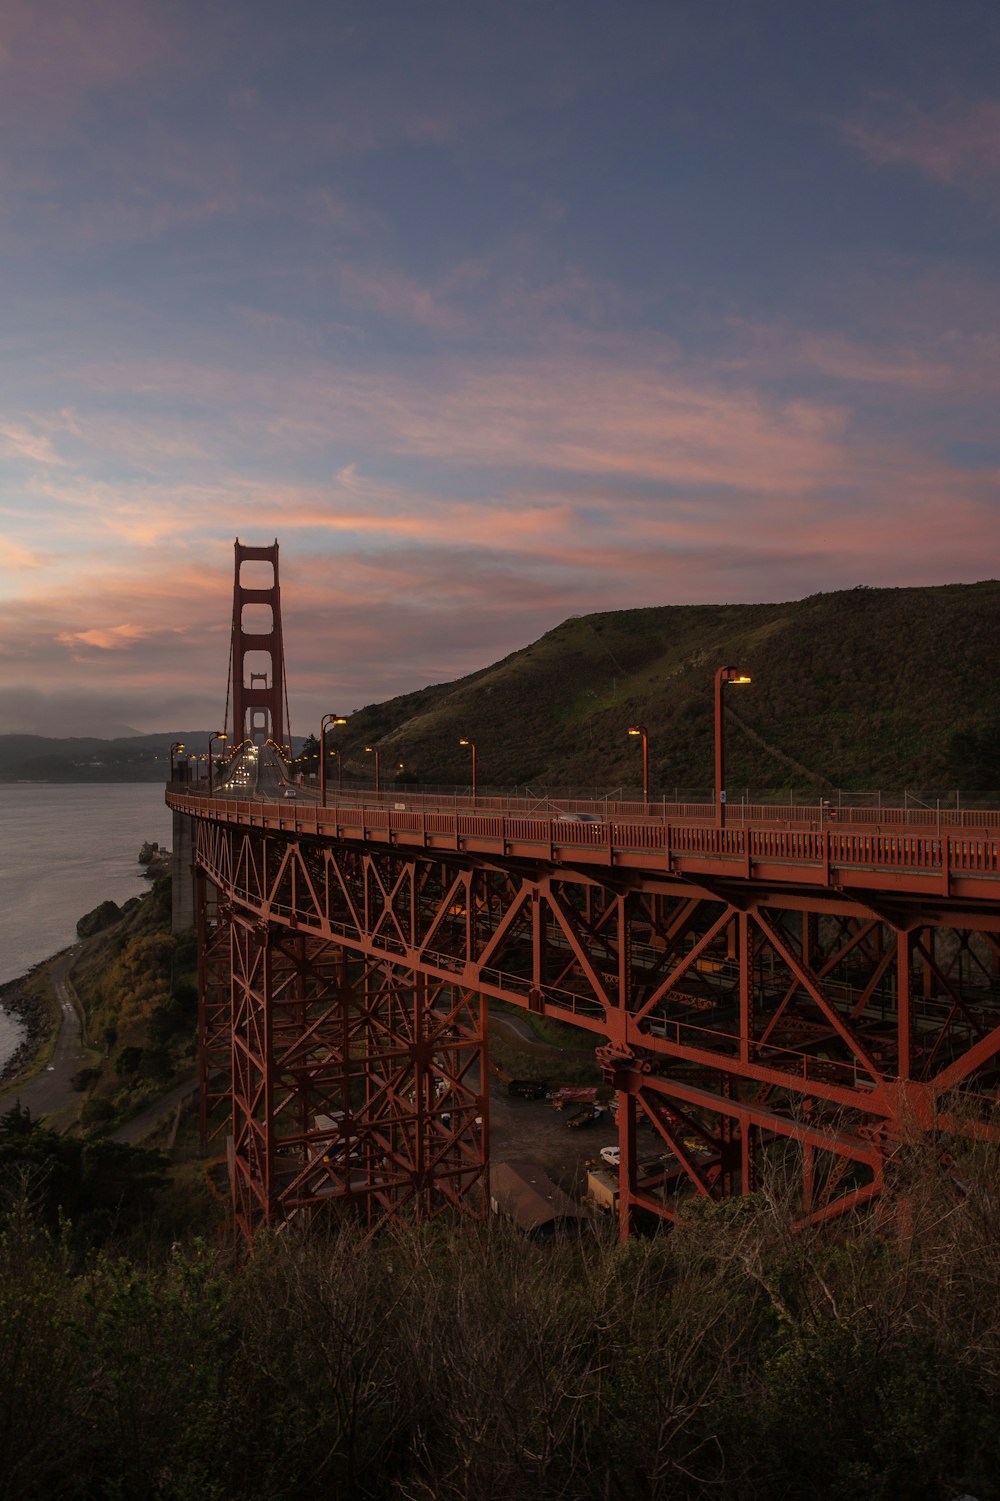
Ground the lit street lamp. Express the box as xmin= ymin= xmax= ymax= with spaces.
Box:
xmin=627 ymin=726 xmax=649 ymax=806
xmin=320 ymin=714 xmax=347 ymax=806
xmin=714 ymin=667 xmax=751 ymax=828
xmin=459 ymin=737 xmax=477 ymax=802
xmin=207 ymin=731 xmax=228 ymax=793
xmin=169 ymin=741 xmax=185 ymax=779
xmin=364 ymin=745 xmax=380 ymax=796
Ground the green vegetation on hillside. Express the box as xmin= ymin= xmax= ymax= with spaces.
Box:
xmin=334 ymin=581 xmax=1000 ymax=795
xmin=70 ymin=878 xmax=198 ymax=1131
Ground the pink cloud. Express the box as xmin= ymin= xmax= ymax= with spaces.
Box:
xmin=0 ymin=0 xmax=173 ymax=127
xmin=57 ymin=623 xmax=152 ymax=653
xmin=0 ymin=534 xmax=42 ymax=570
xmin=0 ymin=420 xmax=65 ymax=466
xmin=59 ymin=345 xmax=853 ymax=499
xmin=844 ymin=94 xmax=1000 ymax=191
xmin=337 ymin=264 xmax=469 ymax=337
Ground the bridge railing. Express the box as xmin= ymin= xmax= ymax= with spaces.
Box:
xmin=169 ymin=788 xmax=1000 ymax=892
xmin=344 ymin=787 xmax=1000 ymax=833
xmin=175 ymin=773 xmax=1000 ymax=833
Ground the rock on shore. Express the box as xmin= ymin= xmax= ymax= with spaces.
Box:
xmin=138 ymin=840 xmax=172 ymax=879
xmin=78 ymin=900 xmax=123 ymax=938
xmin=0 ymin=973 xmax=50 ymax=1084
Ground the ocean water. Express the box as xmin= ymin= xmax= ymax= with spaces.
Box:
xmin=0 ymin=783 xmax=173 ymax=1067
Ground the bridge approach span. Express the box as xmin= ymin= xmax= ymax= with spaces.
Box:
xmin=168 ymin=782 xmax=1000 ymax=1240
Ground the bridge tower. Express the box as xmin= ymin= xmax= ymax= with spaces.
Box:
xmin=230 ymin=539 xmax=288 ymax=748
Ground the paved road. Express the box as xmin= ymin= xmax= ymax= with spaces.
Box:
xmin=2 ymin=944 xmax=91 ymax=1119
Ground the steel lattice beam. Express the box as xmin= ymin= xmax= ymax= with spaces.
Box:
xmin=182 ymin=811 xmax=1000 ymax=1239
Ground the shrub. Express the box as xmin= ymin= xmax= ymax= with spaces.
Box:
xmin=79 ymin=1099 xmax=115 ymax=1129
xmin=115 ymin=1046 xmax=144 ymax=1078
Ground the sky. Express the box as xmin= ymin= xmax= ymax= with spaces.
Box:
xmin=1 ymin=0 xmax=998 ymax=737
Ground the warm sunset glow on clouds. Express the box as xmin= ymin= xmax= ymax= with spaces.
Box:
xmin=0 ymin=1 xmax=998 ymax=736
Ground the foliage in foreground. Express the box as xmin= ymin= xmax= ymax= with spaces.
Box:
xmin=2 ymin=1145 xmax=1000 ymax=1501
xmin=0 ymin=1104 xmax=168 ymax=1253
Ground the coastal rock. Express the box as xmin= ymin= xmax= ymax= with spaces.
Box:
xmin=77 ymin=900 xmax=122 ymax=938
xmin=0 ymin=977 xmax=51 ymax=1084
xmin=143 ymin=850 xmax=172 ymax=880
xmin=138 ymin=841 xmax=160 ymax=865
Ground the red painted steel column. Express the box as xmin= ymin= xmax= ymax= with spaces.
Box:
xmin=530 ymin=886 xmax=544 ymax=1012
xmin=617 ymin=1081 xmax=637 ymax=1242
xmin=738 ymin=910 xmax=756 ymax=1192
xmin=898 ymin=929 xmax=913 ymax=1081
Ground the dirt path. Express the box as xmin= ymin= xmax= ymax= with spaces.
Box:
xmin=112 ymin=1076 xmax=198 ymax=1144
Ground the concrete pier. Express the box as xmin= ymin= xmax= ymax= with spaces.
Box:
xmin=171 ymin=807 xmax=197 ymax=933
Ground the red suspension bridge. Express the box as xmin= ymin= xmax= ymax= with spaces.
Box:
xmin=167 ymin=541 xmax=1000 ymax=1241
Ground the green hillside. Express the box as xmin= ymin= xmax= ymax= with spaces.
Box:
xmin=336 ymin=581 xmax=1000 ymax=796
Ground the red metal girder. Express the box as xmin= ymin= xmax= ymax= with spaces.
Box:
xmin=752 ymin=909 xmax=884 ymax=1083
xmin=181 ymin=800 xmax=1000 ymax=1237
xmin=218 ymin=901 xmax=489 ymax=1238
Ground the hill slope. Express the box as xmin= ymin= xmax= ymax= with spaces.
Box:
xmin=337 ymin=581 xmax=1000 ymax=795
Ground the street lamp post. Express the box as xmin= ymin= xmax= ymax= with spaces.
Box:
xmin=627 ymin=726 xmax=649 ymax=806
xmin=169 ymin=741 xmax=185 ymax=779
xmin=713 ymin=666 xmax=751 ymax=828
xmin=207 ymin=731 xmax=228 ymax=793
xmin=320 ymin=714 xmax=347 ymax=806
xmin=364 ymin=745 xmax=380 ymax=796
xmin=459 ymin=738 xmax=477 ymax=802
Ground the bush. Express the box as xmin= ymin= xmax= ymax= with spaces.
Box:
xmin=79 ymin=1099 xmax=115 ymax=1129
xmin=70 ymin=1067 xmax=100 ymax=1093
xmin=149 ymin=984 xmax=198 ymax=1048
xmin=115 ymin=1046 xmax=144 ymax=1078
xmin=138 ymin=1047 xmax=173 ymax=1084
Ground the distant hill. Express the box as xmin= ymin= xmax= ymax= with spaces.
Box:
xmin=0 ymin=732 xmax=218 ymax=783
xmin=0 ymin=731 xmax=314 ymax=783
xmin=335 ymin=581 xmax=1000 ymax=797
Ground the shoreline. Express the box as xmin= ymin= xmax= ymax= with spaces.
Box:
xmin=0 ymin=842 xmax=171 ymax=1093
xmin=0 ymin=959 xmax=64 ymax=1089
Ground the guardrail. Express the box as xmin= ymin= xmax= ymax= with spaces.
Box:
xmin=167 ymin=788 xmax=1000 ymax=893
xmin=169 ymin=777 xmax=1000 ymax=832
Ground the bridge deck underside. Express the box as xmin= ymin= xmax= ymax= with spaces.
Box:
xmin=189 ymin=815 xmax=1000 ymax=1237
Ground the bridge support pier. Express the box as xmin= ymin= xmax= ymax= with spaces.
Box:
xmin=171 ymin=809 xmax=198 ymax=934
xmin=201 ymin=905 xmax=489 ymax=1239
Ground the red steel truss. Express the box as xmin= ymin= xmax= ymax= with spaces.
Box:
xmin=170 ymin=788 xmax=1000 ymax=1238
xmin=198 ymin=858 xmax=487 ymax=1236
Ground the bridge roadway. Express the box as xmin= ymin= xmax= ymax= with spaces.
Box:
xmin=169 ymin=756 xmax=1000 ymax=1237
xmin=183 ymin=772 xmax=1000 ymax=908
